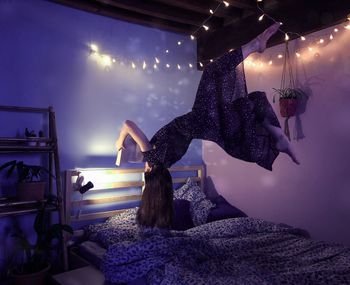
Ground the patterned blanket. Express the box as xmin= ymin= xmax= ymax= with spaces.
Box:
xmin=97 ymin=217 xmax=350 ymax=285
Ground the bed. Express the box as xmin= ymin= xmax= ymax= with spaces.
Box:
xmin=65 ymin=166 xmax=350 ymax=285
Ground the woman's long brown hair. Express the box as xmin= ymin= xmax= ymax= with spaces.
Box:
xmin=137 ymin=164 xmax=173 ymax=228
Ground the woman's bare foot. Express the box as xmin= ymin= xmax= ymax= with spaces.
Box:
xmin=253 ymin=22 xmax=281 ymax=53
xmin=263 ymin=119 xmax=300 ymax=165
xmin=275 ymin=134 xmax=300 ymax=165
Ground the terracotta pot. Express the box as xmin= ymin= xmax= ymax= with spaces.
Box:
xmin=16 ymin=181 xmax=46 ymax=201
xmin=279 ymin=98 xmax=297 ymax=117
xmin=12 ymin=263 xmax=50 ymax=285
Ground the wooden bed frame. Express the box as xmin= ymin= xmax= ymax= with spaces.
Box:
xmin=65 ymin=165 xmax=205 ymax=228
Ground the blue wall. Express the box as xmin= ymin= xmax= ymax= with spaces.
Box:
xmin=0 ymin=0 xmax=202 ymax=277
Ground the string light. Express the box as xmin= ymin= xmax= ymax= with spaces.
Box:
xmin=88 ymin=4 xmax=349 ymax=73
xmin=90 ymin=44 xmax=99 ymax=53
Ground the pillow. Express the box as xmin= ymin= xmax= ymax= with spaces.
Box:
xmin=206 ymin=195 xmax=247 ymax=223
xmin=173 ymin=177 xmax=198 ymax=199
xmin=172 ymin=199 xmax=194 ymax=231
xmin=174 ymin=178 xmax=215 ymax=227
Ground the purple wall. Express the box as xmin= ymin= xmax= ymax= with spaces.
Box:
xmin=204 ymin=24 xmax=350 ymax=245
xmin=0 ymin=0 xmax=202 ymax=170
xmin=0 ymin=0 xmax=201 ymax=277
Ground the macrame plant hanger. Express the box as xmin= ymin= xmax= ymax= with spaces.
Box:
xmin=279 ymin=41 xmax=298 ymax=140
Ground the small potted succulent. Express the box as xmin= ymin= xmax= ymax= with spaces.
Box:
xmin=25 ymin=128 xmax=37 ymax=146
xmin=9 ymin=196 xmax=73 ymax=285
xmin=0 ymin=160 xmax=53 ymax=201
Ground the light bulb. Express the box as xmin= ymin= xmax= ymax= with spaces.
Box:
xmin=90 ymin=44 xmax=99 ymax=53
xmin=177 ymin=41 xmax=182 ymax=45
xmin=199 ymin=62 xmax=203 ymax=67
xmin=155 ymin=57 xmax=160 ymax=64
xmin=268 ymin=60 xmax=273 ymax=65
xmin=223 ymin=1 xmax=229 ymax=7
xmin=345 ymin=24 xmax=350 ymax=30
xmin=301 ymin=36 xmax=306 ymax=41
xmin=190 ymin=35 xmax=195 ymax=40
xmin=210 ymin=9 xmax=214 ymax=14
xmin=330 ymin=34 xmax=334 ymax=40
xmin=319 ymin=38 xmax=324 ymax=44
xmin=177 ymin=64 xmax=181 ymax=70
xmin=143 ymin=61 xmax=146 ymax=70
xmin=285 ymin=33 xmax=289 ymax=41
xmin=258 ymin=14 xmax=264 ymax=21
xmin=131 ymin=62 xmax=136 ymax=69
xmin=334 ymin=28 xmax=339 ymax=32
xmin=278 ymin=54 xmax=283 ymax=58
xmin=295 ymin=52 xmax=300 ymax=57
xmin=189 ymin=63 xmax=193 ymax=68
xmin=203 ymin=25 xmax=209 ymax=31
xmin=153 ymin=64 xmax=157 ymax=69
xmin=166 ymin=63 xmax=170 ymax=68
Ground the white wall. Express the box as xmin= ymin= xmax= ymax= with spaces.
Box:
xmin=204 ymin=24 xmax=350 ymax=246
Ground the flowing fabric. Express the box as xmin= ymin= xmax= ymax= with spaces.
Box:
xmin=143 ymin=47 xmax=280 ymax=170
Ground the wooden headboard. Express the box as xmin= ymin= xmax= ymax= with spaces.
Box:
xmin=65 ymin=165 xmax=205 ymax=226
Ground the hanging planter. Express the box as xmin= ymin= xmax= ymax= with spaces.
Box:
xmin=273 ymin=42 xmax=308 ymax=140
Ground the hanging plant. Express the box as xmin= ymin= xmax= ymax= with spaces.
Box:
xmin=273 ymin=42 xmax=308 ymax=140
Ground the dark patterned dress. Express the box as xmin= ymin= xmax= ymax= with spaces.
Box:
xmin=143 ymin=47 xmax=280 ymax=171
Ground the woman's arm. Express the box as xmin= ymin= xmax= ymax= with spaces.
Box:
xmin=116 ymin=120 xmax=152 ymax=152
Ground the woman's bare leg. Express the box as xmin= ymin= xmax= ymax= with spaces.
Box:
xmin=242 ymin=23 xmax=281 ymax=59
xmin=263 ymin=119 xmax=300 ymax=165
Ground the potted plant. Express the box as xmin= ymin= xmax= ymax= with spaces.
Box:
xmin=25 ymin=128 xmax=37 ymax=146
xmin=0 ymin=160 xmax=53 ymax=201
xmin=9 ymin=196 xmax=73 ymax=285
xmin=272 ymin=87 xmax=306 ymax=118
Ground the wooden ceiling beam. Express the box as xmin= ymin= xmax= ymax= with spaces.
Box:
xmin=95 ymin=0 xmax=224 ymax=29
xmin=51 ymin=0 xmax=195 ymax=34
xmin=152 ymin=0 xmax=243 ymax=20
xmin=213 ymin=0 xmax=256 ymax=11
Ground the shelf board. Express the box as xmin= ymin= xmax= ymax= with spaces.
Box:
xmin=0 ymin=199 xmax=58 ymax=217
xmin=0 ymin=137 xmax=54 ymax=152
xmin=0 ymin=145 xmax=54 ymax=152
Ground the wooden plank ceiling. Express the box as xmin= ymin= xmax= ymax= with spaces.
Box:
xmin=52 ymin=0 xmax=350 ymax=67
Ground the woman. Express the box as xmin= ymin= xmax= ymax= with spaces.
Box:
xmin=116 ymin=23 xmax=299 ymax=228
